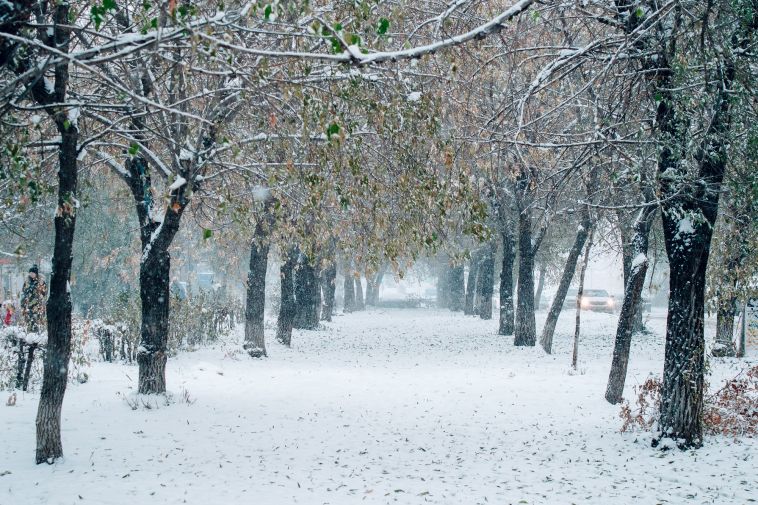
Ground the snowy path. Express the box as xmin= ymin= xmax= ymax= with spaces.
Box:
xmin=1 ymin=308 xmax=755 ymax=504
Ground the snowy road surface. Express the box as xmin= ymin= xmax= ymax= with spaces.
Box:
xmin=1 ymin=308 xmax=755 ymax=504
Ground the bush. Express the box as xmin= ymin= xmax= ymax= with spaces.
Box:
xmin=620 ymin=365 xmax=758 ymax=438
xmin=0 ymin=324 xmax=90 ymax=392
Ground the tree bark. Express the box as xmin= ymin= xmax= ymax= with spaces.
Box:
xmin=514 ymin=203 xmax=536 ymax=346
xmin=294 ymin=255 xmax=320 ymax=329
xmin=464 ymin=251 xmax=479 ymax=315
xmin=276 ymin=249 xmax=297 ymax=346
xmin=653 ymin=41 xmax=739 ymax=448
xmin=15 ymin=339 xmax=26 ymax=389
xmin=22 ymin=343 xmax=37 ymax=391
xmin=617 ymin=212 xmax=646 ymax=333
xmin=436 ymin=263 xmax=450 ymax=309
xmin=36 ymin=110 xmax=78 ymax=464
xmin=499 ymin=227 xmax=516 ymax=335
xmin=606 ymin=206 xmax=656 ymax=403
xmin=343 ymin=260 xmax=355 ymax=313
xmin=354 ymin=276 xmax=365 ymax=311
xmin=368 ymin=265 xmax=386 ymax=305
xmin=534 ymin=263 xmax=546 ymax=310
xmin=540 ymin=219 xmax=590 ymax=354
xmin=448 ymin=264 xmax=465 ymax=312
xmin=243 ymin=217 xmax=270 ymax=358
xmin=712 ymin=293 xmax=737 ymax=357
xmin=572 ymin=230 xmax=594 ymax=370
xmin=477 ymin=243 xmax=495 ymax=320
xmin=137 ymin=244 xmax=171 ymax=394
xmin=321 ymin=260 xmax=337 ymax=321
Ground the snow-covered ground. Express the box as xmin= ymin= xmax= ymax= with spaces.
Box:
xmin=1 ymin=308 xmax=755 ymax=504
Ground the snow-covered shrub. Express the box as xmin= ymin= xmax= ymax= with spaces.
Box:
xmin=0 ymin=326 xmax=46 ymax=391
xmin=702 ymin=366 xmax=758 ymax=437
xmin=621 ymin=366 xmax=758 ymax=437
xmin=169 ymin=290 xmax=238 ymax=351
xmin=1 ymin=324 xmax=90 ymax=391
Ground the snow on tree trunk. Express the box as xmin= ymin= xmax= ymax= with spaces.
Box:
xmin=243 ymin=234 xmax=269 ymax=358
xmin=36 ymin=111 xmax=78 ymax=464
xmin=606 ymin=207 xmax=656 ymax=404
xmin=654 ymin=54 xmax=734 ymax=449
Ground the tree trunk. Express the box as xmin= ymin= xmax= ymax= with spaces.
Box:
xmin=243 ymin=231 xmax=269 ymax=358
xmin=499 ymin=227 xmax=516 ymax=335
xmin=276 ymin=249 xmax=297 ymax=346
xmin=294 ymin=255 xmax=320 ymax=329
xmin=321 ymin=261 xmax=337 ymax=321
xmin=534 ymin=263 xmax=546 ymax=310
xmin=343 ymin=260 xmax=355 ymax=313
xmin=572 ymin=230 xmax=594 ymax=370
xmin=36 ymin=109 xmax=79 ymax=464
xmin=514 ymin=205 xmax=536 ymax=346
xmin=137 ymin=245 xmax=171 ymax=394
xmin=22 ymin=343 xmax=37 ymax=391
xmin=354 ymin=276 xmax=365 ymax=311
xmin=653 ymin=48 xmax=736 ymax=449
xmin=712 ymin=290 xmax=737 ymax=357
xmin=436 ymin=263 xmax=450 ymax=309
xmin=448 ymin=265 xmax=465 ymax=312
xmin=540 ymin=221 xmax=590 ymax=353
xmin=372 ymin=265 xmax=386 ymax=305
xmin=15 ymin=339 xmax=26 ymax=389
xmin=464 ymin=252 xmax=479 ymax=315
xmin=618 ymin=215 xmax=646 ymax=334
xmin=606 ymin=206 xmax=656 ymax=403
xmin=477 ymin=243 xmax=495 ymax=320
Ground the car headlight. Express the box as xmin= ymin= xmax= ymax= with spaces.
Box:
xmin=580 ymin=298 xmax=590 ymax=308
xmin=607 ymin=299 xmax=614 ymax=307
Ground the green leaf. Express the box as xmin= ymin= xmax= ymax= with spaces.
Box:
xmin=377 ymin=17 xmax=389 ymax=35
xmin=333 ymin=22 xmax=343 ymax=32
xmin=264 ymin=4 xmax=272 ymax=20
xmin=128 ymin=143 xmax=140 ymax=156
xmin=203 ymin=228 xmax=213 ymax=240
xmin=326 ymin=122 xmax=340 ymax=140
xmin=102 ymin=0 xmax=117 ymax=11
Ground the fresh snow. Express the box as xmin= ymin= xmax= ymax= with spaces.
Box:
xmin=631 ymin=252 xmax=647 ymax=269
xmin=677 ymin=216 xmax=695 ymax=235
xmin=168 ymin=176 xmax=187 ymax=191
xmin=1 ymin=309 xmax=755 ymax=504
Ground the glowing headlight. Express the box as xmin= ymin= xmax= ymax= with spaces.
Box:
xmin=580 ymin=298 xmax=590 ymax=308
xmin=607 ymin=299 xmax=614 ymax=307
